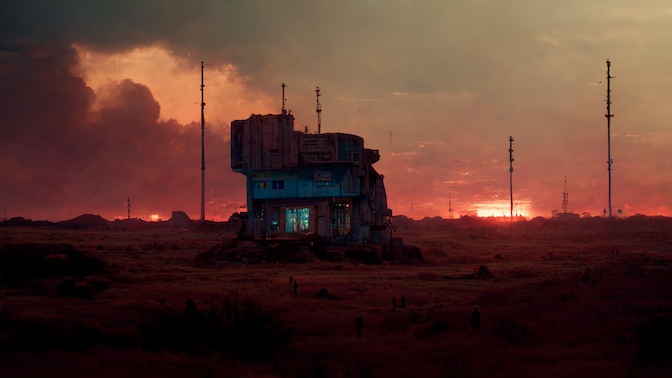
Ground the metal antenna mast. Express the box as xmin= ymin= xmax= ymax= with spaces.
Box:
xmin=389 ymin=130 xmax=392 ymax=169
xmin=605 ymin=59 xmax=614 ymax=218
xmin=200 ymin=61 xmax=206 ymax=222
xmin=316 ymin=87 xmax=322 ymax=134
xmin=127 ymin=197 xmax=131 ymax=220
xmin=509 ymin=136 xmax=514 ymax=222
xmin=448 ymin=194 xmax=454 ymax=220
xmin=281 ymin=83 xmax=287 ymax=114
xmin=562 ymin=175 xmax=569 ymax=213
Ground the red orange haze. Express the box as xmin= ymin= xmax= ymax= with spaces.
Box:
xmin=1 ymin=1 xmax=671 ymax=221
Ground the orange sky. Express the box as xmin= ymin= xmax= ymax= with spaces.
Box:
xmin=1 ymin=1 xmax=671 ymax=221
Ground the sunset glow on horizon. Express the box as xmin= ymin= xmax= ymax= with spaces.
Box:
xmin=2 ymin=1 xmax=671 ymax=222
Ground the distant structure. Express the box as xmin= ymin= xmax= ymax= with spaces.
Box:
xmin=316 ymin=86 xmax=322 ymax=134
xmin=282 ymin=83 xmax=287 ymax=114
xmin=448 ymin=194 xmax=454 ymax=220
xmin=231 ymin=87 xmax=393 ymax=244
xmin=200 ymin=61 xmax=206 ymax=222
xmin=605 ymin=59 xmax=614 ymax=218
xmin=562 ymin=175 xmax=569 ymax=214
xmin=509 ymin=136 xmax=514 ymax=222
xmin=554 ymin=176 xmax=579 ymax=221
xmin=127 ymin=197 xmax=131 ymax=220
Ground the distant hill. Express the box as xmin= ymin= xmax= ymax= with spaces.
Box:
xmin=0 ymin=217 xmax=53 ymax=227
xmin=56 ymin=214 xmax=110 ymax=230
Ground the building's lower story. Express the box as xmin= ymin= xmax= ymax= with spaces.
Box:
xmin=243 ymin=197 xmax=392 ymax=245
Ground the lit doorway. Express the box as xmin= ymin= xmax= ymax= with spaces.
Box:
xmin=331 ymin=202 xmax=351 ymax=237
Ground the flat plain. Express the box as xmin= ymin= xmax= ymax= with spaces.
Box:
xmin=1 ymin=216 xmax=671 ymax=377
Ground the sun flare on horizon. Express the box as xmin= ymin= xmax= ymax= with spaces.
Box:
xmin=472 ymin=200 xmax=531 ymax=219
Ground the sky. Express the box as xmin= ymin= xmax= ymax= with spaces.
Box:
xmin=1 ymin=0 xmax=671 ymax=221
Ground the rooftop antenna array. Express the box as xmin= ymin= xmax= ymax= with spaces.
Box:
xmin=562 ymin=175 xmax=569 ymax=213
xmin=316 ymin=87 xmax=322 ymax=134
xmin=200 ymin=61 xmax=206 ymax=222
xmin=127 ymin=197 xmax=131 ymax=220
xmin=509 ymin=136 xmax=514 ymax=222
xmin=605 ymin=59 xmax=614 ymax=218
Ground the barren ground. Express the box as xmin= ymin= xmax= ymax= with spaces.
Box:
xmin=1 ymin=216 xmax=671 ymax=377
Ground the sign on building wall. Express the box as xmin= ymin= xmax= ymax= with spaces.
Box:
xmin=313 ymin=171 xmax=332 ymax=182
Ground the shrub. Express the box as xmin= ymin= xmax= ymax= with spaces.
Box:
xmin=0 ymin=307 xmax=102 ymax=351
xmin=491 ymin=316 xmax=534 ymax=346
xmin=636 ymin=314 xmax=672 ymax=366
xmin=138 ymin=296 xmax=288 ymax=361
xmin=0 ymin=243 xmax=104 ymax=286
xmin=345 ymin=246 xmax=383 ymax=265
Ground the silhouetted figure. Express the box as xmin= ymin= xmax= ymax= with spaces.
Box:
xmin=400 ymin=295 xmax=406 ymax=308
xmin=471 ymin=307 xmax=481 ymax=330
xmin=224 ymin=297 xmax=233 ymax=323
xmin=392 ymin=297 xmax=396 ymax=311
xmin=185 ymin=297 xmax=197 ymax=321
xmin=356 ymin=315 xmax=364 ymax=338
xmin=294 ymin=280 xmax=298 ymax=296
xmin=237 ymin=220 xmax=247 ymax=239
xmin=290 ymin=276 xmax=293 ymax=283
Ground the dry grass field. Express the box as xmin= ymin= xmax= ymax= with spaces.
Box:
xmin=1 ymin=216 xmax=671 ymax=377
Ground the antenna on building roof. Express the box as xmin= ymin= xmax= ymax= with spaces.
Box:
xmin=605 ymin=59 xmax=614 ymax=218
xmin=562 ymin=175 xmax=569 ymax=214
xmin=200 ymin=61 xmax=206 ymax=222
xmin=509 ymin=136 xmax=514 ymax=222
xmin=316 ymin=86 xmax=322 ymax=134
xmin=282 ymin=83 xmax=287 ymax=115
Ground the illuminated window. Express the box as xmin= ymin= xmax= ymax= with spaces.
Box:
xmin=285 ymin=207 xmax=310 ymax=233
xmin=257 ymin=181 xmax=268 ymax=189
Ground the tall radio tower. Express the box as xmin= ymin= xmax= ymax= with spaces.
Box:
xmin=200 ymin=61 xmax=206 ymax=222
xmin=448 ymin=194 xmax=454 ymax=220
xmin=316 ymin=87 xmax=322 ymax=134
xmin=509 ymin=136 xmax=514 ymax=222
xmin=605 ymin=59 xmax=614 ymax=218
xmin=281 ymin=83 xmax=287 ymax=114
xmin=562 ymin=175 xmax=569 ymax=214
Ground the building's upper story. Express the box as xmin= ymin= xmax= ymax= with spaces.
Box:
xmin=231 ymin=113 xmax=379 ymax=171
xmin=231 ymin=113 xmax=382 ymax=200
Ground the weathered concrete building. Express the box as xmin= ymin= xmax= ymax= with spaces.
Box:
xmin=231 ymin=112 xmax=392 ymax=244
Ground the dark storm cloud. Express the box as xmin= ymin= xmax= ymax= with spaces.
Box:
xmin=0 ymin=43 xmax=236 ymax=220
xmin=1 ymin=0 xmax=552 ymax=95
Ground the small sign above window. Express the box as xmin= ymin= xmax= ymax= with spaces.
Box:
xmin=313 ymin=171 xmax=332 ymax=182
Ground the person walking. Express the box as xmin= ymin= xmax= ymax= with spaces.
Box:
xmin=471 ymin=307 xmax=481 ymax=331
xmin=356 ymin=315 xmax=364 ymax=338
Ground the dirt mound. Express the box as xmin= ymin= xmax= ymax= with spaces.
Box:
xmin=442 ymin=265 xmax=494 ymax=280
xmin=0 ymin=243 xmax=105 ymax=286
xmin=167 ymin=210 xmax=192 ymax=228
xmin=194 ymin=240 xmax=315 ymax=265
xmin=393 ymin=215 xmax=420 ymax=229
xmin=56 ymin=214 xmax=110 ymax=230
